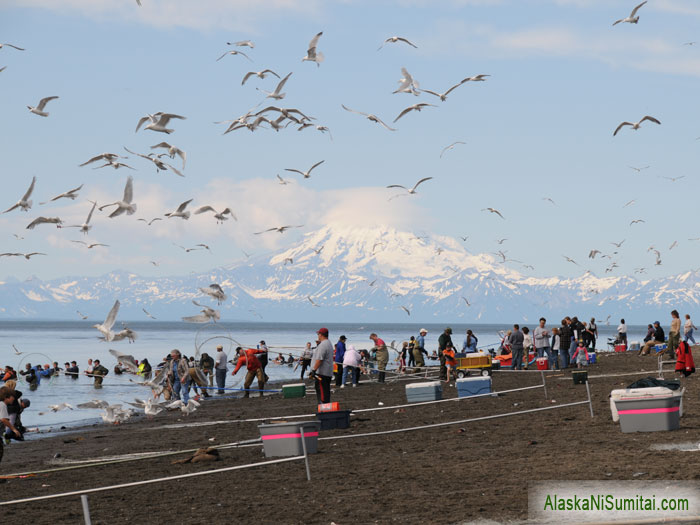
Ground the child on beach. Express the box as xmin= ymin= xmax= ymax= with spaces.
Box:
xmin=444 ymin=342 xmax=457 ymax=383
xmin=570 ymin=340 xmax=589 ymax=369
xmin=684 ymin=314 xmax=697 ymax=345
xmin=550 ymin=327 xmax=560 ymax=370
xmin=398 ymin=342 xmax=408 ymax=374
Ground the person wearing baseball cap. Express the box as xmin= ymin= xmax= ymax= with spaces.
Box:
xmin=414 ymin=329 xmax=429 ymax=370
xmin=369 ymin=333 xmax=389 ymax=383
xmin=214 ymin=345 xmax=228 ymax=394
xmin=310 ymin=328 xmax=333 ymax=402
xmin=334 ymin=335 xmax=347 ymax=387
xmin=438 ymin=328 xmax=454 ymax=380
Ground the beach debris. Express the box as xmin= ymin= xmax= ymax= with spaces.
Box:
xmin=633 ymin=472 xmax=648 ymax=477
xmin=378 ymin=402 xmax=384 ymax=406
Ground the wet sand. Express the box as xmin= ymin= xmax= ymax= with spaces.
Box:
xmin=1 ymin=352 xmax=699 ymax=524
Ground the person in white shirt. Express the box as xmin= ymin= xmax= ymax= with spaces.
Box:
xmin=341 ymin=344 xmax=361 ymax=388
xmin=214 ymin=345 xmax=227 ymax=394
xmin=684 ymin=314 xmax=697 ymax=345
xmin=0 ymin=389 xmax=21 ymax=464
xmin=617 ymin=319 xmax=628 ymax=346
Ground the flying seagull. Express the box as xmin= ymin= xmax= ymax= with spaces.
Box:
xmin=302 ymin=31 xmax=324 ymax=66
xmin=109 ymin=349 xmax=139 ymax=373
xmin=393 ymin=68 xmax=420 ymax=96
xmin=481 ymin=207 xmax=505 ymax=219
xmin=285 ymin=160 xmax=324 ymax=179
xmin=79 ymin=153 xmax=126 ymax=167
xmin=276 ymin=174 xmax=290 ymax=185
xmin=611 ymin=239 xmax=626 ymax=248
xmin=194 ymin=206 xmax=237 ymax=223
xmin=613 ymin=116 xmax=660 ymax=136
xmin=378 ymin=36 xmax=418 ymax=50
xmin=27 ymin=96 xmax=58 ymax=117
xmin=662 ymin=176 xmax=685 ymax=182
xmin=421 ymin=78 xmax=473 ymax=102
xmin=77 ymin=310 xmax=88 ymax=320
xmin=39 ymin=184 xmax=83 ymax=205
xmin=440 ymin=141 xmax=466 ymax=158
xmin=400 ymin=306 xmax=411 ymax=316
xmin=386 ymin=177 xmax=433 ymax=196
xmin=563 ymin=256 xmax=579 ymax=266
xmin=589 ymin=249 xmax=602 ymax=259
xmin=71 ymin=240 xmax=109 ymax=249
xmin=216 ymin=49 xmax=252 ymax=62
xmin=307 ymin=296 xmax=320 ymax=307
xmin=93 ymin=300 xmax=120 ymax=342
xmin=612 ymin=1 xmax=647 ymax=26
xmin=256 ymin=72 xmax=292 ymax=100
xmin=200 ymin=284 xmax=226 ymax=304
xmin=0 ymin=43 xmax=24 ymax=51
xmin=26 ymin=216 xmax=62 ymax=229
xmin=393 ymin=103 xmax=436 ymax=123
xmin=542 ymin=197 xmax=556 ymax=205
xmin=630 ymin=219 xmax=645 ymax=225
xmin=137 ymin=217 xmax=162 ymax=226
xmin=461 ymin=297 xmax=471 ymax=306
xmin=183 ymin=301 xmax=220 ymax=323
xmin=341 ymin=104 xmax=396 ymax=131
xmin=124 ymin=147 xmax=183 ymax=177
xmin=0 ymin=252 xmax=45 ymax=260
xmin=3 ymin=176 xmax=36 ymax=213
xmin=164 ymin=199 xmax=193 ymax=220
xmin=135 ymin=112 xmax=186 ymax=134
xmin=228 ymin=40 xmax=254 ymax=48
xmin=628 ymin=165 xmax=649 ymax=172
xmin=241 ymin=69 xmax=279 ymax=85
xmin=623 ymin=199 xmax=636 ymax=208
xmin=254 ymin=225 xmax=304 ymax=234
xmin=66 ymin=201 xmax=97 ymax=234
xmin=150 ymin=142 xmax=186 ymax=169
xmin=99 ymin=176 xmax=137 ymax=217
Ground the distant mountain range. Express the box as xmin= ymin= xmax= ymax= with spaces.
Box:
xmin=1 ymin=224 xmax=698 ymax=323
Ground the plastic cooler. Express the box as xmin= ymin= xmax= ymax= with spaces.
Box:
xmin=611 ymin=388 xmax=682 ymax=432
xmin=318 ymin=402 xmax=340 ymax=412
xmin=282 ymin=383 xmax=306 ymax=399
xmin=405 ymin=381 xmax=442 ymax=403
xmin=536 ymin=357 xmax=549 ymax=370
xmin=316 ymin=410 xmax=351 ymax=430
xmin=614 ymin=344 xmax=627 ymax=352
xmin=654 ymin=344 xmax=668 ymax=354
xmin=258 ymin=421 xmax=321 ymax=457
xmin=610 ymin=387 xmax=685 ymax=422
xmin=456 ymin=376 xmax=491 ymax=398
xmin=629 ymin=341 xmax=641 ymax=352
xmin=572 ymin=370 xmax=588 ymax=384
xmin=587 ymin=353 xmax=597 ymax=364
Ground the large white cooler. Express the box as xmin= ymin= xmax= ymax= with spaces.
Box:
xmin=456 ymin=376 xmax=492 ymax=398
xmin=405 ymin=381 xmax=442 ymax=403
xmin=628 ymin=341 xmax=641 ymax=352
xmin=611 ymin=387 xmax=683 ymax=433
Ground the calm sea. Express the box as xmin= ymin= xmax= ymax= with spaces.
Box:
xmin=0 ymin=320 xmax=641 ymax=434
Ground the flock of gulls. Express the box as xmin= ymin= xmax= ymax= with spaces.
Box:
xmin=0 ymin=1 xmax=696 ymax=333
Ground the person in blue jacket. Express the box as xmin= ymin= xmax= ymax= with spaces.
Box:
xmin=334 ymin=335 xmax=347 ymax=386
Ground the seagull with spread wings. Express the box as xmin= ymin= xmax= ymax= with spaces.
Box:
xmin=613 ymin=115 xmax=660 ymax=136
xmin=135 ymin=112 xmax=186 ymax=134
xmin=256 ymin=72 xmax=292 ymax=100
xmin=387 ymin=177 xmax=433 ymax=197
xmin=0 ymin=252 xmax=45 ymax=260
xmin=393 ymin=103 xmax=436 ymax=123
xmin=150 ymin=142 xmax=186 ymax=169
xmin=27 ymin=96 xmax=58 ymax=117
xmin=307 ymin=296 xmax=320 ymax=307
xmin=481 ymin=207 xmax=505 ymax=219
xmin=393 ymin=67 xmax=420 ymax=96
xmin=195 ymin=206 xmax=237 ymax=223
xmin=241 ymin=69 xmax=279 ymax=85
xmin=378 ymin=36 xmax=418 ymax=50
xmin=630 ymin=219 xmax=645 ymax=226
xmin=302 ymin=31 xmax=324 ymax=66
xmin=612 ymin=1 xmax=647 ymax=26
xmin=99 ymin=176 xmax=137 ymax=217
xmin=164 ymin=199 xmax=194 ymax=220
xmin=228 ymin=40 xmax=254 ymax=48
xmin=563 ymin=256 xmax=579 ymax=266
xmin=440 ymin=141 xmax=466 ymax=158
xmin=3 ymin=176 xmax=36 ymax=213
xmin=200 ymin=284 xmax=226 ymax=304
xmin=39 ymin=184 xmax=83 ymax=205
xmin=216 ymin=49 xmax=252 ymax=62
xmin=254 ymin=225 xmax=304 ymax=234
xmin=71 ymin=240 xmax=109 ymax=249
xmin=93 ymin=300 xmax=120 ymax=342
xmin=183 ymin=300 xmax=220 ymax=323
xmin=0 ymin=43 xmax=24 ymax=51
xmin=341 ymin=104 xmax=396 ymax=131
xmin=285 ymin=160 xmax=324 ymax=179
xmin=124 ymin=147 xmax=183 ymax=177
xmin=26 ymin=216 xmax=63 ymax=229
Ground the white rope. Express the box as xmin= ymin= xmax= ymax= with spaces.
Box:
xmin=0 ymin=456 xmax=304 ymax=507
xmin=556 ymin=370 xmax=659 ymax=380
xmin=319 ymin=399 xmax=591 ymax=441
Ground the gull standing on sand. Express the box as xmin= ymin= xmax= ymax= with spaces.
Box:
xmin=151 ymin=142 xmax=186 ymax=169
xmin=378 ymin=36 xmax=417 ymax=50
xmin=167 ymin=398 xmax=200 ymax=415
xmin=99 ymin=176 xmax=137 ymax=217
xmin=194 ymin=206 xmax=237 ymax=223
xmin=135 ymin=112 xmax=186 ymax=134
xmin=216 ymin=49 xmax=252 ymax=62
xmin=27 ymin=96 xmax=58 ymax=117
xmin=3 ymin=176 xmax=36 ymax=213
xmin=39 ymin=184 xmax=83 ymax=205
xmin=481 ymin=207 xmax=505 ymax=219
xmin=612 ymin=1 xmax=647 ymax=26
xmin=285 ymin=160 xmax=324 ymax=179
xmin=341 ymin=104 xmax=396 ymax=131
xmin=241 ymin=69 xmax=279 ymax=85
xmin=257 ymin=72 xmax=292 ymax=100
xmin=393 ymin=103 xmax=436 ymax=123
xmin=164 ymin=199 xmax=194 ymax=220
xmin=440 ymin=141 xmax=465 ymax=158
xmin=200 ymin=284 xmax=226 ymax=303
xmin=613 ymin=116 xmax=661 ymax=136
xmin=93 ymin=300 xmax=120 ymax=342
xmin=302 ymin=32 xmax=324 ymax=66
xmin=26 ymin=216 xmax=63 ymax=229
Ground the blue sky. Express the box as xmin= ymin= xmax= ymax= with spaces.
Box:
xmin=1 ymin=0 xmax=699 ymax=282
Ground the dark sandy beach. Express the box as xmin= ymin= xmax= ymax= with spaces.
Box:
xmin=1 ymin=352 xmax=698 ymax=524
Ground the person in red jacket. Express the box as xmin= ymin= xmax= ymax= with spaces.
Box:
xmin=675 ymin=341 xmax=695 ymax=377
xmin=231 ymin=347 xmax=265 ymax=397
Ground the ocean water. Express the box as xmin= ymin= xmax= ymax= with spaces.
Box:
xmin=0 ymin=320 xmax=638 ymax=434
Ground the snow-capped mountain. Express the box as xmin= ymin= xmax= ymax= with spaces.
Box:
xmin=1 ymin=223 xmax=698 ymax=322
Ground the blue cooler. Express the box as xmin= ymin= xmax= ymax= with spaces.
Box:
xmin=588 ymin=352 xmax=597 ymax=364
xmin=456 ymin=376 xmax=492 ymax=398
xmin=405 ymin=381 xmax=442 ymax=403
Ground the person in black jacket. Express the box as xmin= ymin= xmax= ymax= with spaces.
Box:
xmin=559 ymin=319 xmax=572 ymax=368
xmin=640 ymin=322 xmax=665 ymax=355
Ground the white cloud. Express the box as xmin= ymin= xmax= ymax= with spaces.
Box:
xmin=6 ymin=0 xmax=323 ymax=31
